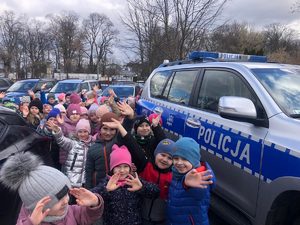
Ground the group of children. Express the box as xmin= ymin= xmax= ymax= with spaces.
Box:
xmin=0 ymin=87 xmax=215 ymax=225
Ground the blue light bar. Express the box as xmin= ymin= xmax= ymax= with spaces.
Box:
xmin=189 ymin=51 xmax=267 ymax=63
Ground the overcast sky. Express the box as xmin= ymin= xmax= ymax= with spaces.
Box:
xmin=0 ymin=0 xmax=299 ymax=62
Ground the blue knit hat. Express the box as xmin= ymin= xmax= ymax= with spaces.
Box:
xmin=46 ymin=108 xmax=61 ymax=120
xmin=173 ymin=137 xmax=200 ymax=168
xmin=154 ymin=139 xmax=175 ymax=157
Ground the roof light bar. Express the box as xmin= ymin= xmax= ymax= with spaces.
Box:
xmin=189 ymin=51 xmax=267 ymax=63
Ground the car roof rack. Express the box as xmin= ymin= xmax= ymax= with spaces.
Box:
xmin=159 ymin=51 xmax=267 ymax=67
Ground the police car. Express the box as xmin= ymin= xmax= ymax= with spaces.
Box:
xmin=136 ymin=51 xmax=300 ymax=225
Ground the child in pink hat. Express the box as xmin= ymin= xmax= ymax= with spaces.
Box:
xmin=92 ymin=144 xmax=159 ymax=225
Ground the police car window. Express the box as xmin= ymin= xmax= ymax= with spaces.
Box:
xmin=150 ymin=71 xmax=172 ymax=98
xmin=167 ymin=70 xmax=198 ymax=105
xmin=197 ymin=70 xmax=256 ymax=113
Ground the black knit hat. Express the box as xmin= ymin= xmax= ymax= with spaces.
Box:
xmin=134 ymin=115 xmax=150 ymax=133
xmin=29 ymin=98 xmax=43 ymax=113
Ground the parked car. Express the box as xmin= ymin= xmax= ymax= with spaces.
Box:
xmin=0 ymin=78 xmax=14 ymax=92
xmin=101 ymin=84 xmax=140 ymax=102
xmin=3 ymin=79 xmax=56 ymax=104
xmin=49 ymin=79 xmax=98 ymax=98
xmin=0 ymin=106 xmax=53 ymax=225
xmin=136 ymin=51 xmax=300 ymax=225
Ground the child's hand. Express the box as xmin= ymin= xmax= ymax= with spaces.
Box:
xmin=117 ymin=101 xmax=134 ymax=118
xmin=56 ymin=114 xmax=64 ymax=125
xmin=29 ymin=196 xmax=51 ymax=225
xmin=151 ymin=114 xmax=161 ymax=127
xmin=0 ymin=92 xmax=5 ymax=99
xmin=46 ymin=120 xmax=60 ymax=133
xmin=184 ymin=169 xmax=213 ymax=188
xmin=28 ymin=89 xmax=35 ymax=98
xmin=102 ymin=118 xmax=121 ymax=130
xmin=21 ymin=105 xmax=29 ymax=117
xmin=106 ymin=173 xmax=121 ymax=192
xmin=126 ymin=173 xmax=142 ymax=192
xmin=69 ymin=188 xmax=99 ymax=207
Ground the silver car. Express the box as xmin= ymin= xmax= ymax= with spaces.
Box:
xmin=136 ymin=51 xmax=300 ymax=225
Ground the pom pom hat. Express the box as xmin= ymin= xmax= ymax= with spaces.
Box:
xmin=0 ymin=152 xmax=71 ymax=212
xmin=173 ymin=137 xmax=200 ymax=168
xmin=29 ymin=98 xmax=43 ymax=113
xmin=110 ymin=144 xmax=132 ymax=171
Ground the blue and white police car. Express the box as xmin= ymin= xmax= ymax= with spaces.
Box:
xmin=136 ymin=51 xmax=300 ymax=225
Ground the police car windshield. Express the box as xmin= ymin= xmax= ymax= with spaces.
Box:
xmin=252 ymin=68 xmax=300 ymax=117
xmin=6 ymin=80 xmax=36 ymax=92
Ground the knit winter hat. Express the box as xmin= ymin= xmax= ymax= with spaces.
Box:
xmin=67 ymin=104 xmax=81 ymax=117
xmin=80 ymin=106 xmax=88 ymax=116
xmin=154 ymin=139 xmax=175 ymax=157
xmin=148 ymin=113 xmax=163 ymax=126
xmin=88 ymin=103 xmax=99 ymax=115
xmin=46 ymin=108 xmax=61 ymax=120
xmin=29 ymin=98 xmax=43 ymax=113
xmin=69 ymin=93 xmax=81 ymax=104
xmin=20 ymin=96 xmax=31 ymax=104
xmin=110 ymin=144 xmax=132 ymax=171
xmin=173 ymin=137 xmax=200 ymax=168
xmin=47 ymin=93 xmax=55 ymax=100
xmin=0 ymin=152 xmax=71 ymax=212
xmin=76 ymin=118 xmax=91 ymax=134
xmin=96 ymin=104 xmax=111 ymax=119
xmin=99 ymin=112 xmax=119 ymax=127
xmin=57 ymin=93 xmax=66 ymax=101
xmin=134 ymin=115 xmax=151 ymax=133
xmin=54 ymin=104 xmax=66 ymax=113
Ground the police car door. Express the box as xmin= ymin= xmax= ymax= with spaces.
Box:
xmin=184 ymin=68 xmax=268 ymax=217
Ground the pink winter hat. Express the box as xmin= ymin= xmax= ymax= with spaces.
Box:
xmin=54 ymin=104 xmax=66 ymax=113
xmin=70 ymin=93 xmax=81 ymax=104
xmin=96 ymin=104 xmax=111 ymax=119
xmin=109 ymin=144 xmax=132 ymax=171
xmin=76 ymin=118 xmax=91 ymax=133
xmin=57 ymin=93 xmax=66 ymax=101
xmin=80 ymin=106 xmax=88 ymax=116
xmin=67 ymin=104 xmax=81 ymax=117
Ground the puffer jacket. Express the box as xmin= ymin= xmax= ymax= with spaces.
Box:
xmin=53 ymin=128 xmax=94 ymax=187
xmin=166 ymin=162 xmax=215 ymax=225
xmin=92 ymin=177 xmax=160 ymax=225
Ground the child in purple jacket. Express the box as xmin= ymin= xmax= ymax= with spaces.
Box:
xmin=0 ymin=152 xmax=103 ymax=225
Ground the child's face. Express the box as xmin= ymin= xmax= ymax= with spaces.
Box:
xmin=30 ymin=106 xmax=39 ymax=115
xmin=112 ymin=163 xmax=130 ymax=179
xmin=65 ymin=96 xmax=71 ymax=103
xmin=43 ymin=105 xmax=52 ymax=114
xmin=89 ymin=113 xmax=98 ymax=123
xmin=173 ymin=156 xmax=193 ymax=174
xmin=69 ymin=114 xmax=80 ymax=122
xmin=48 ymin=117 xmax=58 ymax=125
xmin=48 ymin=194 xmax=69 ymax=216
xmin=155 ymin=153 xmax=172 ymax=170
xmin=48 ymin=98 xmax=55 ymax=104
xmin=77 ymin=129 xmax=89 ymax=141
xmin=136 ymin=122 xmax=151 ymax=137
xmin=80 ymin=114 xmax=89 ymax=120
xmin=99 ymin=125 xmax=116 ymax=141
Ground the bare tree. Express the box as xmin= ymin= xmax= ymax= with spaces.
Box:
xmin=0 ymin=11 xmax=23 ymax=78
xmin=21 ymin=19 xmax=51 ymax=78
xmin=82 ymin=13 xmax=118 ymax=77
xmin=122 ymin=0 xmax=228 ymax=77
xmin=47 ymin=11 xmax=80 ymax=78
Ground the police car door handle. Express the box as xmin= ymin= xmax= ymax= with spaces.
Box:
xmin=186 ymin=118 xmax=201 ymax=128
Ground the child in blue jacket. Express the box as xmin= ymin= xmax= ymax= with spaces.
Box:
xmin=167 ymin=137 xmax=215 ymax=225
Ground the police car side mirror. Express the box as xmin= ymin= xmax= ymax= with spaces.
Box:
xmin=218 ymin=96 xmax=268 ymax=128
